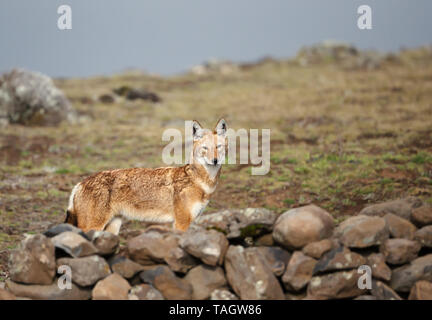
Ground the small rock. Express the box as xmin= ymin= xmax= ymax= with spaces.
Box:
xmin=51 ymin=231 xmax=98 ymax=258
xmin=184 ymin=265 xmax=227 ymax=300
xmin=354 ymin=295 xmax=377 ymax=300
xmin=113 ymin=86 xmax=161 ymax=102
xmin=92 ymin=274 xmax=131 ymax=300
xmin=313 ymin=246 xmax=366 ymax=274
xmin=210 ymin=289 xmax=239 ymax=300
xmin=255 ymin=246 xmax=291 ymax=277
xmin=127 ymin=227 xmax=197 ymax=273
xmin=285 ymin=292 xmax=307 ymax=300
xmin=0 ymin=288 xmax=16 ymax=300
xmin=194 ymin=210 xmax=233 ymax=234
xmin=194 ymin=208 xmax=277 ymax=239
xmin=273 ymin=205 xmax=334 ymax=249
xmin=411 ymin=206 xmax=432 ymax=226
xmin=6 ymin=279 xmax=91 ymax=300
xmin=414 ymin=225 xmax=432 ymax=248
xmin=408 ymin=280 xmax=432 ymax=300
xmin=282 ymin=251 xmax=317 ymax=292
xmin=371 ymin=281 xmax=402 ymax=300
xmin=128 ymin=284 xmax=164 ymax=300
xmin=8 ymin=234 xmax=56 ymax=285
xmin=86 ymin=230 xmax=119 ymax=256
xmin=255 ymin=233 xmax=274 ymax=246
xmin=380 ymin=239 xmax=421 ymax=265
xmin=367 ymin=253 xmax=392 ymax=281
xmin=307 ymin=270 xmax=364 ymax=299
xmin=224 ymin=246 xmax=284 ymax=299
xmin=98 ymin=94 xmax=115 ymax=104
xmin=334 ymin=215 xmax=389 ymax=248
xmin=108 ymin=256 xmax=144 ymax=279
xmin=57 ymin=255 xmax=111 ymax=286
xmin=140 ymin=265 xmax=192 ymax=300
xmin=383 ymin=213 xmax=417 ymax=240
xmin=390 ymin=254 xmax=432 ymax=292
xmin=302 ymin=239 xmax=334 ymax=259
xmin=44 ymin=224 xmax=89 ymax=239
xmin=360 ymin=197 xmax=422 ymax=220
xmin=179 ymin=227 xmax=229 ymax=266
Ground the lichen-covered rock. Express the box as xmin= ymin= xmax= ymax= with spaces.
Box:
xmin=367 ymin=253 xmax=392 ymax=282
xmin=383 ymin=213 xmax=417 ymax=240
xmin=108 ymin=256 xmax=144 ymax=279
xmin=371 ymin=280 xmax=402 ymax=300
xmin=302 ymin=239 xmax=334 ymax=259
xmin=92 ymin=273 xmax=131 ymax=300
xmin=224 ymin=246 xmax=284 ymax=300
xmin=8 ymin=234 xmax=56 ymax=285
xmin=0 ymin=287 xmax=16 ymax=300
xmin=56 ymin=255 xmax=111 ymax=286
xmin=307 ymin=270 xmax=364 ymax=299
xmin=313 ymin=246 xmax=366 ymax=274
xmin=127 ymin=226 xmax=197 ymax=273
xmin=86 ymin=230 xmax=119 ymax=256
xmin=44 ymin=224 xmax=89 ymax=239
xmin=360 ymin=197 xmax=422 ymax=220
xmin=184 ymin=265 xmax=227 ymax=300
xmin=0 ymin=69 xmax=76 ymax=126
xmin=255 ymin=246 xmax=291 ymax=277
xmin=139 ymin=265 xmax=192 ymax=300
xmin=51 ymin=231 xmax=98 ymax=258
xmin=411 ymin=206 xmax=432 ymax=226
xmin=5 ymin=279 xmax=91 ymax=300
xmin=334 ymin=215 xmax=389 ymax=248
xmin=194 ymin=208 xmax=278 ymax=239
xmin=408 ymin=280 xmax=432 ymax=300
xmin=414 ymin=226 xmax=432 ymax=248
xmin=390 ymin=254 xmax=432 ymax=292
xmin=273 ymin=205 xmax=334 ymax=249
xmin=210 ymin=289 xmax=239 ymax=300
xmin=282 ymin=251 xmax=317 ymax=291
xmin=179 ymin=227 xmax=229 ymax=266
xmin=380 ymin=239 xmax=421 ymax=265
xmin=128 ymin=284 xmax=164 ymax=300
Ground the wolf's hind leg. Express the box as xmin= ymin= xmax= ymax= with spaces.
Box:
xmin=104 ymin=218 xmax=122 ymax=235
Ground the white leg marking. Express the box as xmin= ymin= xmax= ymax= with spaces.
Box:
xmin=105 ymin=218 xmax=122 ymax=235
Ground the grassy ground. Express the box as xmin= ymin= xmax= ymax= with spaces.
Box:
xmin=1 ymin=47 xmax=431 ymax=278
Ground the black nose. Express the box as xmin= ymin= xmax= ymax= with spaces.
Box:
xmin=213 ymin=158 xmax=218 ymax=165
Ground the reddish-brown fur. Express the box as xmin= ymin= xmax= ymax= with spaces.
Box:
xmin=66 ymin=119 xmax=227 ymax=234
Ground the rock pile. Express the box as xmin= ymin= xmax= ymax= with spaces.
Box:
xmin=1 ymin=201 xmax=432 ymax=300
xmin=295 ymin=41 xmax=394 ymax=70
xmin=0 ymin=69 xmax=76 ymax=126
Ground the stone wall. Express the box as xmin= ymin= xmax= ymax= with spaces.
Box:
xmin=1 ymin=199 xmax=432 ymax=300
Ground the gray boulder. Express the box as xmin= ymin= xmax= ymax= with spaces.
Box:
xmin=0 ymin=69 xmax=76 ymax=126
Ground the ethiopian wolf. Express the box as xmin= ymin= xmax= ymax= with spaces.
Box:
xmin=65 ymin=119 xmax=227 ymax=235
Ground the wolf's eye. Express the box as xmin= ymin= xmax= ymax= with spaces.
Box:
xmin=202 ymin=146 xmax=208 ymax=151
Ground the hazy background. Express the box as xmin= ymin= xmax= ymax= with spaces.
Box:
xmin=0 ymin=0 xmax=431 ymax=77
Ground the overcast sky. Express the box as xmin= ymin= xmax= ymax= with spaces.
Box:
xmin=0 ymin=0 xmax=431 ymax=77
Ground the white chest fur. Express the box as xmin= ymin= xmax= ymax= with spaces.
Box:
xmin=191 ymin=200 xmax=209 ymax=219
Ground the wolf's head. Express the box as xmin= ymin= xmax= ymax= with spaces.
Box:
xmin=191 ymin=119 xmax=227 ymax=171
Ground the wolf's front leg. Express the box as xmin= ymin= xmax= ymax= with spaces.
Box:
xmin=173 ymin=202 xmax=192 ymax=232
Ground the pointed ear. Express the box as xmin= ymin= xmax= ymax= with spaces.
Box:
xmin=192 ymin=120 xmax=203 ymax=141
xmin=215 ymin=118 xmax=227 ymax=137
